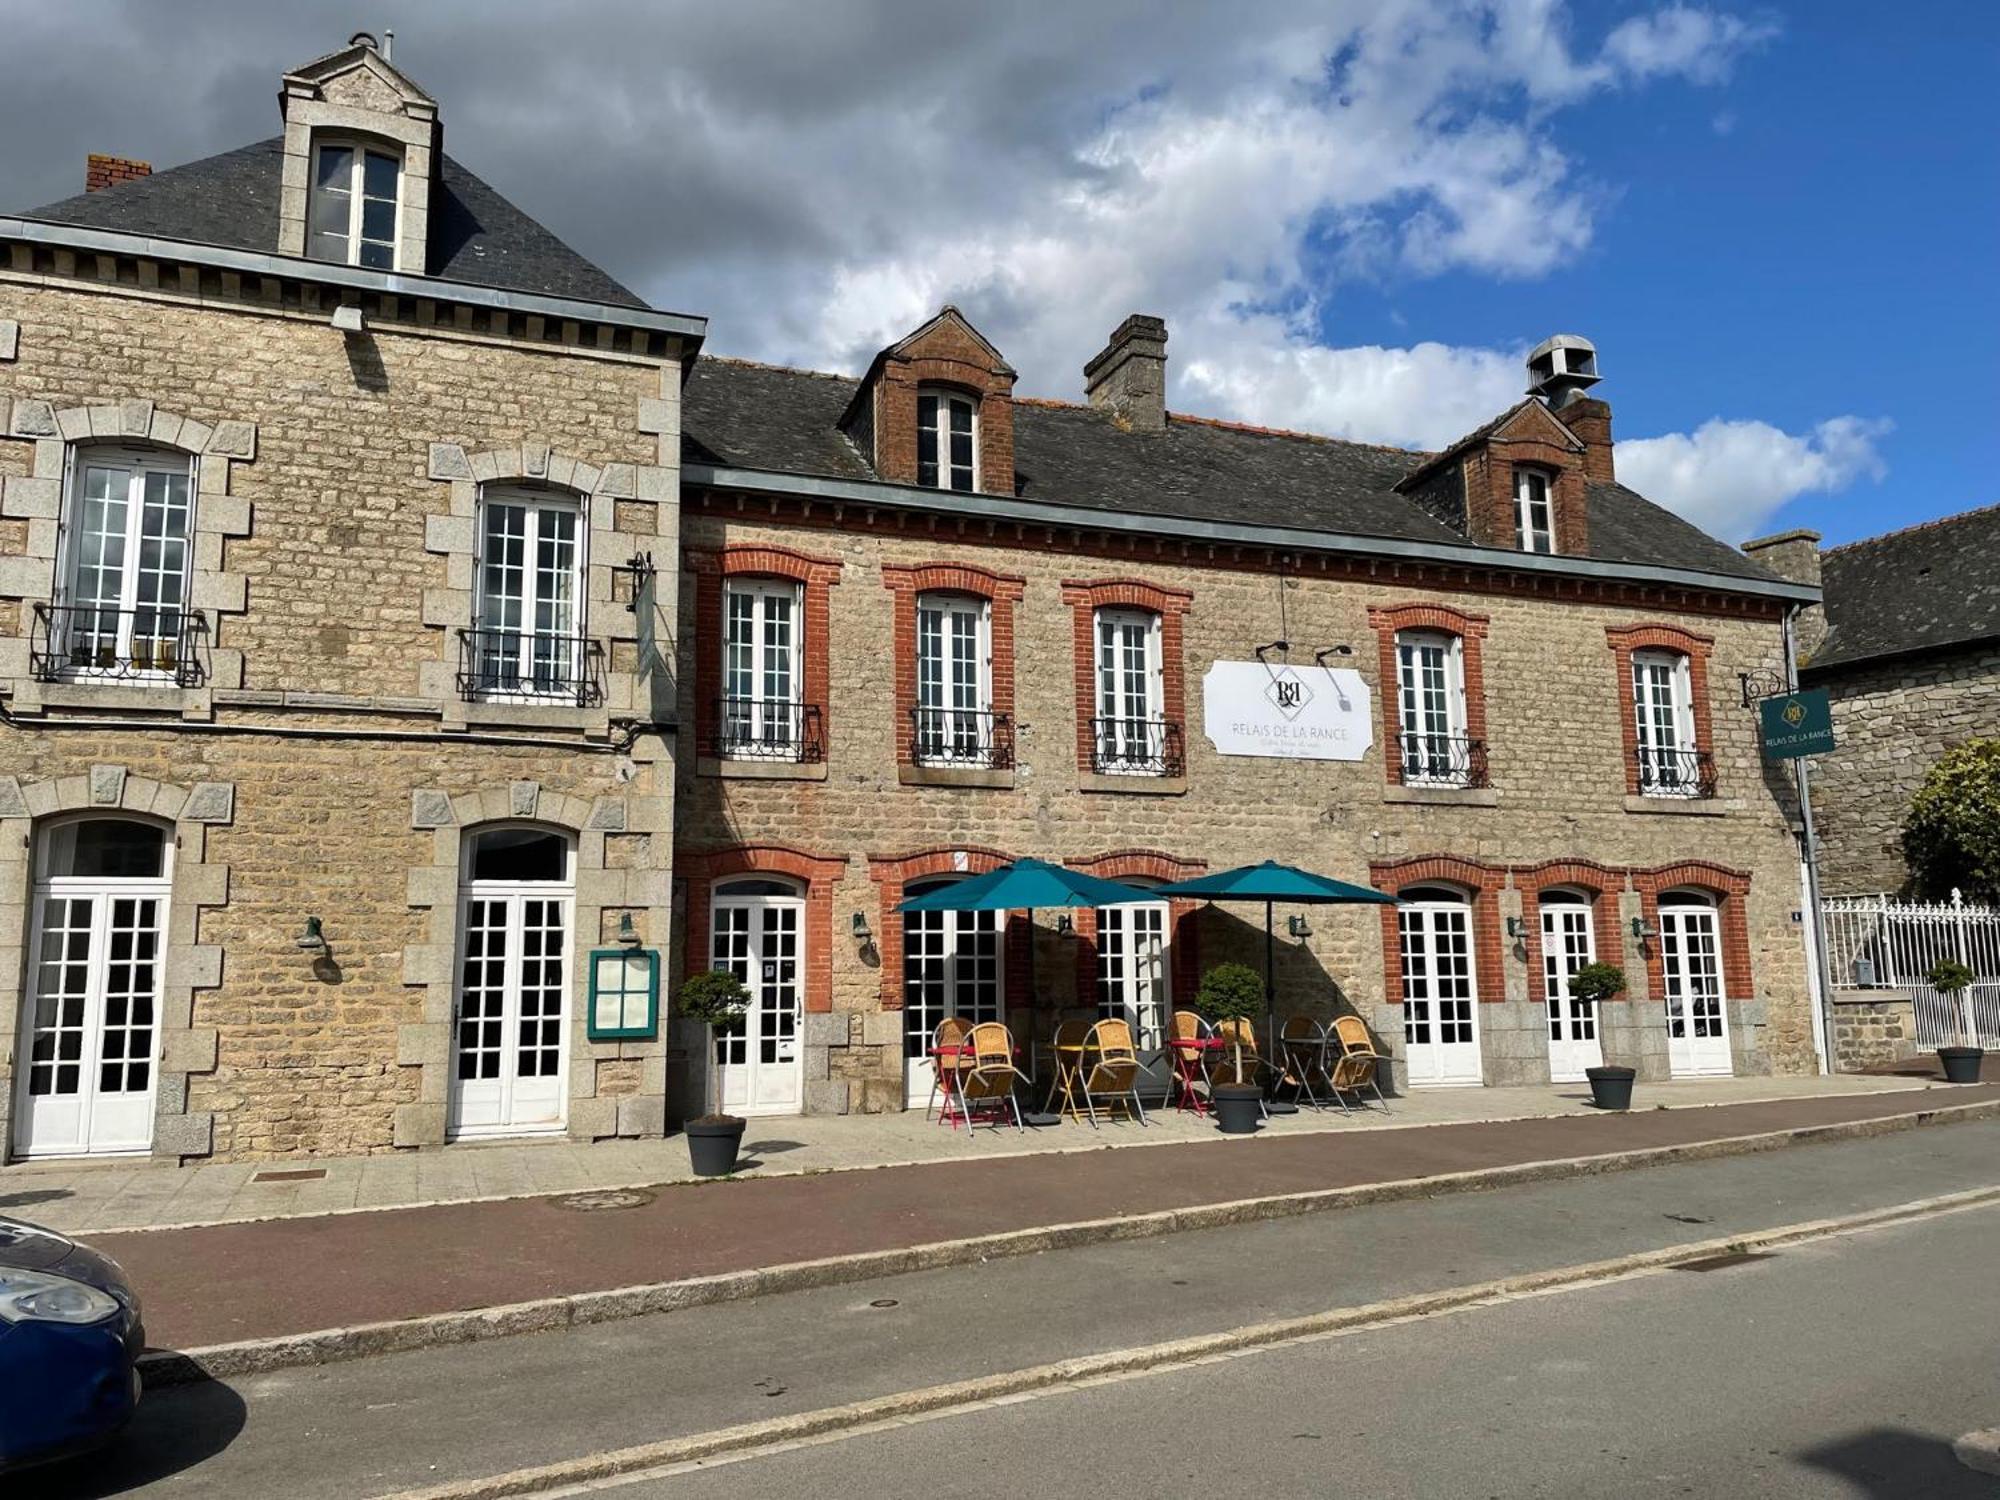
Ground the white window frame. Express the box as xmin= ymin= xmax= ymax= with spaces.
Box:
xmin=52 ymin=444 xmax=197 ymax=682
xmin=1394 ymin=628 xmax=1470 ymax=787
xmin=720 ymin=578 xmax=806 ymax=759
xmin=471 ymin=486 xmax=588 ymax=703
xmin=1632 ymin=648 xmax=1699 ymax=797
xmin=308 ymin=137 xmax=403 ymax=270
xmin=917 ymin=387 xmax=978 ymax=493
xmin=1514 ymin=468 xmax=1555 ymax=554
xmin=914 ymin=591 xmax=994 ymax=766
xmin=1092 ymin=607 xmax=1165 ymax=774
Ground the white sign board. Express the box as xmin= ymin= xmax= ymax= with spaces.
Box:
xmin=1202 ymin=661 xmax=1373 ymax=761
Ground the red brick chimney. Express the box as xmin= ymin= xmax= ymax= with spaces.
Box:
xmin=86 ymin=155 xmax=152 ymax=193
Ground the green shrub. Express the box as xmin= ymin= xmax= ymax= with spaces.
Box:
xmin=1192 ymin=962 xmax=1265 ymax=1025
xmin=1567 ymin=962 xmax=1627 ymax=1006
xmin=1902 ymin=739 xmax=2000 ymax=903
xmin=676 ymin=969 xmax=749 ymax=1119
xmin=1927 ymin=958 xmax=1975 ymax=996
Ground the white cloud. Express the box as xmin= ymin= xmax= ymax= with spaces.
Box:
xmin=1603 ymin=7 xmax=1777 ymax=85
xmin=1617 ymin=416 xmax=1893 ymax=540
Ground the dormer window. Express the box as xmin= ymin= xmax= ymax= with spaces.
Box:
xmin=917 ymin=389 xmax=976 ymax=493
xmin=1514 ymin=468 xmax=1555 ymax=554
xmin=309 ymin=139 xmax=400 ymax=269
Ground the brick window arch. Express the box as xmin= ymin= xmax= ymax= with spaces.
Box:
xmin=1514 ymin=859 xmax=1626 ymax=1000
xmin=1366 ymin=603 xmax=1491 ymax=788
xmin=880 ymin=563 xmax=1026 ymax=771
xmin=1369 ymin=855 xmax=1507 ymax=1004
xmin=690 ymin=544 xmax=842 ymax=762
xmin=1060 ymin=579 xmax=1193 ymax=779
xmin=1064 ymin=850 xmax=1207 ymax=1011
xmin=1606 ymin=624 xmax=1716 ymax=797
xmin=865 ymin=846 xmax=1029 ymax=1010
xmin=1634 ymin=861 xmax=1753 ymax=1002
xmin=681 ymin=844 xmax=848 ymax=1014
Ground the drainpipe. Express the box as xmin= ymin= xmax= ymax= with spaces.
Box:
xmin=1785 ymin=604 xmax=1835 ymax=1074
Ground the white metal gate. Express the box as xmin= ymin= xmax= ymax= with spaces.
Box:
xmin=1822 ymin=891 xmax=2000 ymax=1047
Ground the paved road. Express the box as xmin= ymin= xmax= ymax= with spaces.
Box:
xmin=22 ymin=1123 xmax=2000 ymax=1498
xmin=644 ymin=1202 xmax=2000 ymax=1500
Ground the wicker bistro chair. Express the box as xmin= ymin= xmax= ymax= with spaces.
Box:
xmin=1277 ymin=1016 xmax=1331 ymax=1108
xmin=1328 ymin=1014 xmax=1392 ymax=1114
xmin=958 ymin=1022 xmax=1033 ymax=1130
xmin=1044 ymin=1018 xmax=1095 ymax=1117
xmin=926 ymin=1016 xmax=975 ymax=1125
xmin=1165 ymin=1010 xmax=1217 ymax=1115
xmin=1076 ymin=1018 xmax=1149 ymax=1127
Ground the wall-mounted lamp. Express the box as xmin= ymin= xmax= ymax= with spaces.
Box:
xmin=1287 ymin=914 xmax=1312 ymax=939
xmin=1056 ymin=914 xmax=1076 ymax=936
xmin=851 ymin=911 xmax=872 ymax=942
xmin=1505 ymin=916 xmax=1528 ymax=939
xmin=615 ymin=912 xmax=643 ymax=947
xmin=1253 ymin=639 xmax=1290 ymax=662
xmin=1630 ymin=916 xmax=1658 ymax=941
xmin=1314 ymin=645 xmax=1355 ymax=664
xmin=330 ymin=303 xmax=365 ymax=334
xmin=295 ymin=915 xmax=326 ymax=952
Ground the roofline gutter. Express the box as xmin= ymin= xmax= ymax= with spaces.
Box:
xmin=0 ymin=216 xmax=708 ymax=350
xmin=1800 ymin=631 xmax=2000 ymax=681
xmin=685 ymin=462 xmax=1822 ymax=606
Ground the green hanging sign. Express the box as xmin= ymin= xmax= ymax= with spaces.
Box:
xmin=1758 ymin=689 xmax=1835 ymax=760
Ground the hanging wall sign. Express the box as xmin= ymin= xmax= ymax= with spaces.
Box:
xmin=587 ymin=947 xmax=660 ymax=1040
xmin=1202 ymin=662 xmax=1373 ymax=761
xmin=1758 ymin=689 xmax=1835 ymax=761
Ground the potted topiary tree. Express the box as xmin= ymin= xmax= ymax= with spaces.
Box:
xmin=677 ymin=968 xmax=750 ymax=1175
xmin=1928 ymin=958 xmax=1984 ymax=1083
xmin=1193 ymin=962 xmax=1268 ymax=1134
xmin=1572 ymin=962 xmax=1635 ymax=1108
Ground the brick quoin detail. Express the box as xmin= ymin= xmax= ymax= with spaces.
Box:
xmin=1513 ymin=859 xmax=1627 ymax=1002
xmin=1060 ymin=578 xmax=1193 ymax=773
xmin=881 ymin=563 xmax=1027 ymax=767
xmin=689 ymin=544 xmax=842 ymax=757
xmin=1366 ymin=602 xmax=1491 ymax=786
xmin=680 ymin=845 xmax=849 ymax=1014
xmin=1605 ymin=623 xmax=1717 ymax=795
xmin=1370 ymin=856 xmax=1508 ymax=1005
xmin=1064 ymin=849 xmax=1208 ymax=1010
xmin=1634 ymin=861 xmax=1754 ymax=1004
xmin=866 ymin=847 xmax=1029 ymax=1013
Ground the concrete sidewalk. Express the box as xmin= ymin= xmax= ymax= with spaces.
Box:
xmin=68 ymin=1079 xmax=2000 ymax=1357
xmin=0 ymin=1072 xmax=1944 ymax=1237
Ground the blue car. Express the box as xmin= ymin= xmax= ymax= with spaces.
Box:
xmin=0 ymin=1214 xmax=145 ymax=1472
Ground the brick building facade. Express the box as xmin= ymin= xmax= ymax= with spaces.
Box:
xmin=2 ymin=38 xmax=1824 ymax=1163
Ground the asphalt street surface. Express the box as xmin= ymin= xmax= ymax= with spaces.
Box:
xmin=22 ymin=1121 xmax=2000 ymax=1498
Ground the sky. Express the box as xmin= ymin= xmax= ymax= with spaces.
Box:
xmin=0 ymin=1 xmax=1992 ymax=548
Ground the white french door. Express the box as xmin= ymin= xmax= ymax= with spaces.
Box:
xmin=1632 ymin=650 xmax=1697 ymax=796
xmin=1398 ymin=898 xmax=1483 ymax=1086
xmin=1097 ymin=902 xmax=1171 ymax=1091
xmin=1395 ymin=630 xmax=1467 ymax=786
xmin=1093 ymin=609 xmax=1164 ymax=773
xmin=902 ymin=887 xmax=1003 ymax=1107
xmin=57 ymin=447 xmax=195 ymax=679
xmin=709 ymin=890 xmax=805 ymax=1116
xmin=1539 ymin=897 xmax=1604 ymax=1082
xmin=474 ymin=490 xmax=584 ymax=700
xmin=1660 ymin=901 xmax=1733 ymax=1076
xmin=451 ymin=881 xmax=572 ymax=1138
xmin=914 ymin=594 xmax=993 ymax=765
xmin=721 ymin=580 xmax=803 ymax=757
xmin=14 ymin=820 xmax=169 ymax=1158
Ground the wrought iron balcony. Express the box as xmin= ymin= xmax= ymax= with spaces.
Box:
xmin=1396 ymin=732 xmax=1489 ymax=789
xmin=910 ymin=707 xmax=1014 ymax=770
xmin=1090 ymin=717 xmax=1185 ymax=776
xmin=1635 ymin=745 xmax=1717 ymax=799
xmin=709 ymin=698 xmax=825 ymax=763
xmin=30 ymin=603 xmax=208 ymax=686
xmin=455 ymin=628 xmax=605 ymax=707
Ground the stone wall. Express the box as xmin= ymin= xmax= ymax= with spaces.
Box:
xmin=1808 ymin=643 xmax=2000 ymax=896
xmin=674 ymin=508 xmax=1816 ymax=1111
xmin=1829 ymin=993 xmax=1918 ymax=1072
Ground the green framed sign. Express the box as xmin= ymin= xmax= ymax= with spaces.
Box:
xmin=1759 ymin=689 xmax=1835 ymax=761
xmin=587 ymin=947 xmax=660 ymax=1040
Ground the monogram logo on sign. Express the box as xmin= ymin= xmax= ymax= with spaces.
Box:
xmin=1782 ymin=699 xmax=1806 ymax=727
xmin=1264 ymin=667 xmax=1314 ymax=721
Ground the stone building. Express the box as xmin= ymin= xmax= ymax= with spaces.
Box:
xmin=1744 ymin=507 xmax=2000 ymax=897
xmin=1 ymin=37 xmax=699 ymax=1162
xmin=3 ymin=38 xmax=1825 ymax=1164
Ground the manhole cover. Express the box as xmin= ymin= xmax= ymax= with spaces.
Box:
xmin=868 ymin=1298 xmax=900 ymax=1309
xmin=553 ymin=1188 xmax=656 ymax=1213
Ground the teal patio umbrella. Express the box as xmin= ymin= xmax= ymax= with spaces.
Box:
xmin=1153 ymin=860 xmax=1397 ymax=1043
xmin=897 ymin=858 xmax=1160 ymax=1011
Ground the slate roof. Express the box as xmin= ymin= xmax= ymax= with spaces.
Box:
xmin=683 ymin=359 xmax=1780 ymax=584
xmin=24 ymin=137 xmax=644 ymax=308
xmin=1808 ymin=503 xmax=2000 ymax=672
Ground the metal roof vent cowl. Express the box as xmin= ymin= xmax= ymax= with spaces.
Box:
xmin=1526 ymin=334 xmax=1601 ymax=409
xmin=1084 ymin=314 xmax=1169 ymax=433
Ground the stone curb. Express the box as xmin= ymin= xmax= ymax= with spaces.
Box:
xmin=376 ymin=1184 xmax=2000 ymax=1500
xmin=136 ymin=1095 xmax=2000 ymax=1390
xmin=1956 ymin=1427 xmax=2000 ymax=1477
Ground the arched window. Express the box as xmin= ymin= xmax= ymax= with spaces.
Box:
xmin=1395 ymin=885 xmax=1482 ymax=1086
xmin=1092 ymin=608 xmax=1166 ymax=774
xmin=1631 ymin=649 xmax=1698 ymax=796
xmin=1513 ymin=467 xmax=1555 ymax=554
xmin=720 ymin=577 xmax=805 ymax=759
xmin=16 ymin=816 xmax=173 ymax=1157
xmin=1394 ymin=629 xmax=1471 ymax=786
xmin=1658 ymin=888 xmax=1731 ymax=1075
xmin=1537 ymin=888 xmax=1603 ymax=1079
xmin=50 ymin=443 xmax=196 ymax=683
xmin=308 ymin=137 xmax=401 ymax=269
xmin=708 ymin=876 xmax=806 ymax=1115
xmin=470 ymin=484 xmax=587 ymax=702
xmin=913 ymin=592 xmax=994 ymax=766
xmin=917 ymin=387 xmax=977 ymax=492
